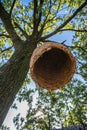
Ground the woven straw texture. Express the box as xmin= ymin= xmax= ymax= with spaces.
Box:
xmin=30 ymin=42 xmax=76 ymax=90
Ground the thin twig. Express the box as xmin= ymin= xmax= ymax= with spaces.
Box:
xmin=0 ymin=45 xmax=13 ymax=53
xmin=15 ymin=16 xmax=33 ymax=29
xmin=39 ymin=0 xmax=53 ymax=35
xmin=37 ymin=0 xmax=44 ymax=28
xmin=14 ymin=22 xmax=29 ymax=39
xmin=33 ymin=0 xmax=38 ymax=33
xmin=42 ymin=4 xmax=62 ymax=31
xmin=67 ymin=45 xmax=87 ymax=53
xmin=59 ymin=29 xmax=87 ymax=32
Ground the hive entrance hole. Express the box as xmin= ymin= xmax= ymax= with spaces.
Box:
xmin=34 ymin=48 xmax=72 ymax=82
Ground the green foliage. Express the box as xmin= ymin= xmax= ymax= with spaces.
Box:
xmin=13 ymin=79 xmax=87 ymax=129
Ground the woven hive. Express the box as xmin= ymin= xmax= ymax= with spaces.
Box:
xmin=30 ymin=42 xmax=76 ymax=90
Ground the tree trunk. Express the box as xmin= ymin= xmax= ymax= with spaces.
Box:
xmin=0 ymin=41 xmax=36 ymax=126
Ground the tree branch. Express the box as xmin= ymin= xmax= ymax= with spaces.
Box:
xmin=33 ymin=0 xmax=44 ymax=34
xmin=0 ymin=33 xmax=10 ymax=38
xmin=38 ymin=0 xmax=52 ymax=35
xmin=0 ymin=2 xmax=22 ymax=49
xmin=41 ymin=1 xmax=87 ymax=40
xmin=67 ymin=45 xmax=87 ymax=53
xmin=59 ymin=29 xmax=87 ymax=32
xmin=9 ymin=0 xmax=17 ymax=17
xmin=33 ymin=0 xmax=38 ymax=33
xmin=14 ymin=22 xmax=29 ymax=39
xmin=37 ymin=0 xmax=44 ymax=27
xmin=0 ymin=45 xmax=13 ymax=53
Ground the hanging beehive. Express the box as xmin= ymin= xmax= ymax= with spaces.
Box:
xmin=30 ymin=42 xmax=76 ymax=90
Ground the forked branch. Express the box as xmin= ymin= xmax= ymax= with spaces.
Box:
xmin=33 ymin=0 xmax=44 ymax=34
xmin=41 ymin=1 xmax=87 ymax=40
xmin=38 ymin=0 xmax=52 ymax=35
xmin=37 ymin=0 xmax=44 ymax=27
xmin=14 ymin=22 xmax=29 ymax=39
xmin=0 ymin=2 xmax=22 ymax=49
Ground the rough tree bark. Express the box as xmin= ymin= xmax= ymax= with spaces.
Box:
xmin=0 ymin=2 xmax=37 ymax=125
xmin=0 ymin=40 xmax=37 ymax=125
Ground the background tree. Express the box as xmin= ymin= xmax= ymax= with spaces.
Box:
xmin=0 ymin=0 xmax=87 ymax=128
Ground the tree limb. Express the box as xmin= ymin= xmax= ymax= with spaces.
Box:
xmin=33 ymin=0 xmax=44 ymax=34
xmin=67 ymin=45 xmax=87 ymax=53
xmin=14 ymin=22 xmax=29 ymax=39
xmin=38 ymin=0 xmax=52 ymax=36
xmin=33 ymin=0 xmax=38 ymax=33
xmin=9 ymin=0 xmax=17 ymax=17
xmin=0 ymin=2 xmax=22 ymax=49
xmin=0 ymin=45 xmax=13 ymax=53
xmin=0 ymin=34 xmax=10 ymax=38
xmin=37 ymin=0 xmax=44 ymax=27
xmin=59 ymin=29 xmax=87 ymax=32
xmin=41 ymin=1 xmax=87 ymax=40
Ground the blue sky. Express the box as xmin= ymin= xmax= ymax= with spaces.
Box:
xmin=49 ymin=31 xmax=75 ymax=46
xmin=21 ymin=0 xmax=30 ymax=5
